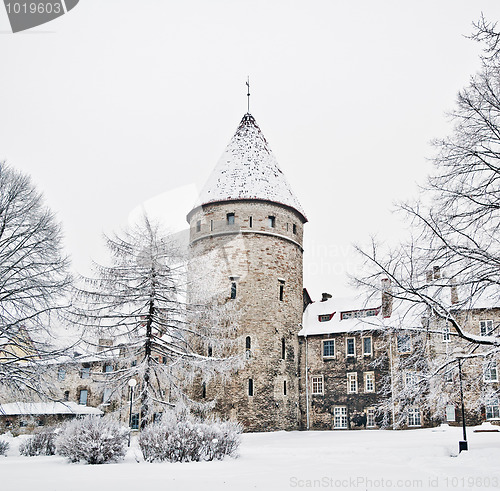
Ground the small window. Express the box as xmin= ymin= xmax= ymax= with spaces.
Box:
xmin=322 ymin=339 xmax=335 ymax=358
xmin=407 ymin=407 xmax=421 ymax=426
xmin=131 ymin=360 xmax=137 ymax=367
xmin=103 ymin=388 xmax=112 ymax=403
xmin=248 ymin=378 xmax=254 ymax=396
xmin=318 ymin=314 xmax=333 ymax=322
xmin=210 ymin=219 xmax=214 ymax=231
xmin=347 ymin=372 xmax=357 ymax=393
xmin=279 ymin=281 xmax=284 ymax=302
xmin=292 ymin=224 xmax=297 ymax=235
xmin=397 ymin=334 xmax=411 ymax=353
xmin=81 ymin=366 xmax=90 ymax=379
xmin=268 ymin=216 xmax=275 ymax=228
xmin=245 ymin=336 xmax=251 ymax=350
xmin=443 ymin=326 xmax=451 ymax=342
xmin=131 ymin=413 xmax=140 ymax=430
xmin=58 ymin=368 xmax=66 ymax=381
xmin=346 ymin=338 xmax=355 ymax=357
xmin=207 ymin=346 xmax=213 ymax=357
xmin=283 ymin=380 xmax=287 ymax=396
xmin=333 ymin=407 xmax=347 ymax=429
xmin=363 ymin=337 xmax=372 ymax=356
xmin=202 ymin=382 xmax=206 ymax=399
xmin=230 ymin=282 xmax=237 ymax=299
xmin=63 ymin=390 xmax=69 ymax=401
xmin=480 ymin=320 xmax=494 ymax=336
xmin=446 ymin=405 xmax=456 ymax=422
xmin=79 ymin=389 xmax=88 ymax=405
xmin=196 ymin=220 xmax=201 ymax=232
xmin=311 ymin=375 xmax=324 ymax=395
xmin=104 ymin=364 xmax=113 ymax=373
xmin=249 ymin=216 xmax=253 ymax=228
xmin=364 ymin=372 xmax=375 ymax=392
xmin=366 ymin=407 xmax=376 ymax=428
xmin=162 ymin=356 xmax=167 ymax=364
xmin=484 ymin=360 xmax=498 ymax=382
xmin=281 ymin=338 xmax=286 ymax=360
xmin=227 ymin=213 xmax=235 ymax=225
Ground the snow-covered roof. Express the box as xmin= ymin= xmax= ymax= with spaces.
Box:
xmin=299 ymin=296 xmax=422 ymax=336
xmin=0 ymin=402 xmax=103 ymax=416
xmin=190 ymin=113 xmax=306 ymax=222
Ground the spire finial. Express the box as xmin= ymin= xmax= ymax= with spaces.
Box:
xmin=246 ymin=76 xmax=250 ymax=113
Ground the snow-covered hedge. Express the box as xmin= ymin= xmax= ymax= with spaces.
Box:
xmin=19 ymin=428 xmax=57 ymax=456
xmin=139 ymin=415 xmax=242 ymax=463
xmin=57 ymin=416 xmax=128 ymax=464
xmin=0 ymin=440 xmax=9 ymax=456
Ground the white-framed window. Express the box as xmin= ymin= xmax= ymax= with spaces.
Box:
xmin=364 ymin=372 xmax=375 ymax=393
xmin=366 ymin=407 xmax=376 ymax=427
xmin=346 ymin=338 xmax=355 ymax=357
xmin=311 ymin=375 xmax=324 ymax=395
xmin=333 ymin=406 xmax=348 ymax=429
xmin=102 ymin=388 xmax=112 ymax=404
xmin=347 ymin=372 xmax=357 ymax=394
xmin=58 ymin=368 xmax=66 ymax=381
xmin=407 ymin=407 xmax=421 ymax=427
xmin=446 ymin=405 xmax=456 ymax=422
xmin=397 ymin=334 xmax=411 ymax=353
xmin=484 ymin=360 xmax=498 ymax=382
xmin=486 ymin=396 xmax=500 ymax=420
xmin=363 ymin=337 xmax=372 ymax=356
xmin=443 ymin=326 xmax=450 ymax=342
xmin=405 ymin=371 xmax=417 ymax=388
xmin=322 ymin=339 xmax=335 ymax=358
xmin=81 ymin=366 xmax=90 ymax=379
xmin=480 ymin=320 xmax=494 ymax=336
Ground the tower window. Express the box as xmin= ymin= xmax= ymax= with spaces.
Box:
xmin=208 ymin=345 xmax=213 ymax=357
xmin=196 ymin=220 xmax=201 ymax=232
xmin=293 ymin=224 xmax=297 ymax=234
xmin=268 ymin=216 xmax=275 ymax=228
xmin=202 ymin=382 xmax=206 ymax=399
xmin=283 ymin=380 xmax=287 ymax=396
xmin=279 ymin=280 xmax=285 ymax=301
xmin=248 ymin=378 xmax=254 ymax=396
xmin=63 ymin=390 xmax=69 ymax=401
xmin=249 ymin=216 xmax=253 ymax=228
xmin=246 ymin=336 xmax=251 ymax=350
xmin=281 ymin=338 xmax=286 ymax=360
xmin=230 ymin=282 xmax=237 ymax=299
xmin=227 ymin=213 xmax=235 ymax=225
xmin=210 ymin=220 xmax=214 ymax=231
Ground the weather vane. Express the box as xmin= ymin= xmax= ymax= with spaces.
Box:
xmin=246 ymin=76 xmax=250 ymax=113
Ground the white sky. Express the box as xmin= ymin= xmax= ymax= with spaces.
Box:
xmin=2 ymin=1 xmax=499 ymax=300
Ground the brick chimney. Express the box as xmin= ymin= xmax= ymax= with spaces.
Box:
xmin=381 ymin=278 xmax=393 ymax=318
xmin=450 ymin=278 xmax=459 ymax=305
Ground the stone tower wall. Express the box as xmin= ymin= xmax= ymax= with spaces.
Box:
xmin=188 ymin=200 xmax=305 ymax=431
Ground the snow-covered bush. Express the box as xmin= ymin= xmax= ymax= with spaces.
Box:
xmin=19 ymin=428 xmax=57 ymax=456
xmin=57 ymin=416 xmax=128 ymax=464
xmin=139 ymin=414 xmax=242 ymax=463
xmin=0 ymin=440 xmax=9 ymax=456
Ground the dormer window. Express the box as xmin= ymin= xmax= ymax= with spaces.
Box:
xmin=318 ymin=313 xmax=334 ymax=322
xmin=227 ymin=213 xmax=235 ymax=225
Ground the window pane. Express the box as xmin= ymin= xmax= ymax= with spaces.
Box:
xmin=323 ymin=340 xmax=335 ymax=357
xmin=363 ymin=337 xmax=372 ymax=355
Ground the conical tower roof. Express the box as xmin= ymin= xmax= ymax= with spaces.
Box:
xmin=192 ymin=113 xmax=307 ymax=222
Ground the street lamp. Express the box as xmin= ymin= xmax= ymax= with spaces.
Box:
xmin=127 ymin=378 xmax=137 ymax=447
xmin=453 ymin=347 xmax=468 ymax=453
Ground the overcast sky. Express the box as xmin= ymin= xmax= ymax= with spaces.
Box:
xmin=2 ymin=1 xmax=500 ymax=301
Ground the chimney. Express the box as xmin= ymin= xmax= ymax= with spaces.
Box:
xmin=321 ymin=292 xmax=332 ymax=302
xmin=381 ymin=278 xmax=393 ymax=318
xmin=450 ymin=278 xmax=459 ymax=305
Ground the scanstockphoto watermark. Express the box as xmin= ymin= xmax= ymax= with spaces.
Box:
xmin=3 ymin=0 xmax=79 ymax=33
xmin=289 ymin=475 xmax=500 ymax=489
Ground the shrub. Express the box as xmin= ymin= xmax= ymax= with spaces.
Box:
xmin=0 ymin=440 xmax=9 ymax=456
xmin=139 ymin=414 xmax=242 ymax=463
xmin=57 ymin=416 xmax=128 ymax=464
xmin=19 ymin=428 xmax=57 ymax=456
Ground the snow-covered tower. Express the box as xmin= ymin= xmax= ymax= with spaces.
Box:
xmin=186 ymin=113 xmax=307 ymax=431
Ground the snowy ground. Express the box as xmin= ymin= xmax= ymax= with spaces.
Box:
xmin=1 ymin=424 xmax=500 ymax=491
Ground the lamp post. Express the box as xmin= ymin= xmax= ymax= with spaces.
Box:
xmin=127 ymin=378 xmax=137 ymax=447
xmin=453 ymin=348 xmax=468 ymax=453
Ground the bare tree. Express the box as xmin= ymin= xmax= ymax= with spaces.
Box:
xmin=72 ymin=215 xmax=240 ymax=426
xmin=0 ymin=162 xmax=70 ymax=397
